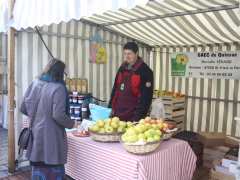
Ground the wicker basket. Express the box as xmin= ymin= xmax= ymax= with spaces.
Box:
xmin=121 ymin=140 xmax=161 ymax=155
xmin=89 ymin=130 xmax=123 ymax=142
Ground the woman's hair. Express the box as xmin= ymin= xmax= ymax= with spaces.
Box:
xmin=40 ymin=58 xmax=65 ymax=81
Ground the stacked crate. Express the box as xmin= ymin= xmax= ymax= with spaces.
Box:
xmin=160 ymin=95 xmax=185 ymax=131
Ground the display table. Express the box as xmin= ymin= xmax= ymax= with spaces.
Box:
xmin=66 ymin=133 xmax=197 ymax=180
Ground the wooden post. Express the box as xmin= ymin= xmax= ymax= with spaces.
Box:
xmin=7 ymin=0 xmax=15 ymax=173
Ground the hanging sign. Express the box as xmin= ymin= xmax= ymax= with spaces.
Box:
xmin=89 ymin=32 xmax=107 ymax=64
xmin=171 ymin=51 xmax=240 ymax=79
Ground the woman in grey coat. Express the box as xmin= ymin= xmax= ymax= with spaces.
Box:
xmin=20 ymin=59 xmax=74 ymax=180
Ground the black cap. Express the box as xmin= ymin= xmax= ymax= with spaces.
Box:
xmin=123 ymin=42 xmax=139 ymax=53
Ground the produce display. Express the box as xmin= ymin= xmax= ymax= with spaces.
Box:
xmin=89 ymin=117 xmax=133 ymax=134
xmin=121 ymin=117 xmax=176 ymax=145
xmin=88 ymin=117 xmax=134 ymax=142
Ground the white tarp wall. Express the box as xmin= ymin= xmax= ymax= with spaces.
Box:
xmin=1 ymin=20 xmax=150 ymax=137
xmin=0 ymin=34 xmax=7 ymax=129
xmin=151 ymin=43 xmax=240 ymax=137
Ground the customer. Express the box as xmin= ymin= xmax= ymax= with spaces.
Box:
xmin=20 ymin=59 xmax=74 ymax=180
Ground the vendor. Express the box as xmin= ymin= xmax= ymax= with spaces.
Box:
xmin=109 ymin=42 xmax=153 ymax=122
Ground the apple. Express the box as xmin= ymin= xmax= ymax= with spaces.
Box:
xmin=117 ymin=126 xmax=125 ymax=133
xmin=139 ymin=119 xmax=145 ymax=124
xmin=135 ymin=124 xmax=146 ymax=133
xmin=163 ymin=123 xmax=168 ymax=129
xmin=155 ymin=129 xmax=162 ymax=136
xmin=145 ymin=116 xmax=151 ymax=121
xmin=122 ymin=134 xmax=127 ymax=142
xmin=153 ymin=135 xmax=160 ymax=141
xmin=127 ymin=122 xmax=133 ymax=128
xmin=145 ymin=123 xmax=152 ymax=130
xmin=150 ymin=120 xmax=156 ymax=124
xmin=126 ymin=127 xmax=137 ymax=136
xmin=119 ymin=121 xmax=127 ymax=128
xmin=90 ymin=125 xmax=99 ymax=132
xmin=156 ymin=119 xmax=164 ymax=124
xmin=147 ymin=137 xmax=155 ymax=142
xmin=111 ymin=121 xmax=119 ymax=129
xmin=157 ymin=123 xmax=163 ymax=130
xmin=105 ymin=126 xmax=114 ymax=133
xmin=125 ymin=135 xmax=138 ymax=143
xmin=97 ymin=120 xmax=105 ymax=128
xmin=151 ymin=124 xmax=158 ymax=130
xmin=138 ymin=133 xmax=146 ymax=141
xmin=112 ymin=117 xmax=120 ymax=123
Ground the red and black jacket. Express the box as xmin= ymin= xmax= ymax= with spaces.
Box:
xmin=109 ymin=59 xmax=153 ymax=121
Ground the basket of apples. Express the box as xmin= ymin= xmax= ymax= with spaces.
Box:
xmin=161 ymin=120 xmax=178 ymax=140
xmin=121 ymin=118 xmax=163 ymax=154
xmin=89 ymin=117 xmax=134 ymax=142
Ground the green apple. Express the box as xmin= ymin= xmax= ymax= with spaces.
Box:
xmin=126 ymin=127 xmax=137 ymax=136
xmin=111 ymin=121 xmax=119 ymax=129
xmin=105 ymin=126 xmax=114 ymax=133
xmin=117 ymin=126 xmax=125 ymax=133
xmin=145 ymin=123 xmax=152 ymax=130
xmin=147 ymin=137 xmax=155 ymax=142
xmin=119 ymin=121 xmax=127 ymax=128
xmin=96 ymin=120 xmax=105 ymax=128
xmin=112 ymin=117 xmax=120 ymax=123
xmin=150 ymin=129 xmax=158 ymax=135
xmin=90 ymin=125 xmax=99 ymax=132
xmin=127 ymin=121 xmax=133 ymax=128
xmin=122 ymin=134 xmax=127 ymax=142
xmin=155 ymin=129 xmax=162 ymax=136
xmin=126 ymin=135 xmax=138 ymax=143
xmin=151 ymin=124 xmax=158 ymax=130
xmin=138 ymin=133 xmax=146 ymax=141
xmin=139 ymin=119 xmax=145 ymax=124
xmin=135 ymin=124 xmax=146 ymax=134
xmin=153 ymin=135 xmax=160 ymax=141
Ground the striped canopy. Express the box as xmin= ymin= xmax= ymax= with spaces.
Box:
xmin=0 ymin=0 xmax=148 ymax=32
xmin=84 ymin=0 xmax=240 ymax=46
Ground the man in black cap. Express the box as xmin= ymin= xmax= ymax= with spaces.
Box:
xmin=109 ymin=42 xmax=153 ymax=122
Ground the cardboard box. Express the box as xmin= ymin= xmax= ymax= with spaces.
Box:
xmin=199 ymin=132 xmax=226 ymax=147
xmin=210 ymin=169 xmax=235 ymax=180
xmin=210 ymin=160 xmax=235 ymax=180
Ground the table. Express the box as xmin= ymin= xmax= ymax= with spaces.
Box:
xmin=66 ymin=134 xmax=197 ymax=180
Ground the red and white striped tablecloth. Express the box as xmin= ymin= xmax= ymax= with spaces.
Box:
xmin=66 ymin=134 xmax=197 ymax=180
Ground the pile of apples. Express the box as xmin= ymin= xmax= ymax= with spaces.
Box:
xmin=158 ymin=90 xmax=185 ymax=98
xmin=121 ymin=117 xmax=176 ymax=145
xmin=89 ymin=117 xmax=134 ymax=134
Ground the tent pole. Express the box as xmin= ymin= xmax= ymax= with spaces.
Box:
xmin=7 ymin=0 xmax=16 ymax=173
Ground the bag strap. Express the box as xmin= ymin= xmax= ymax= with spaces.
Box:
xmin=29 ymin=82 xmax=44 ymax=129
